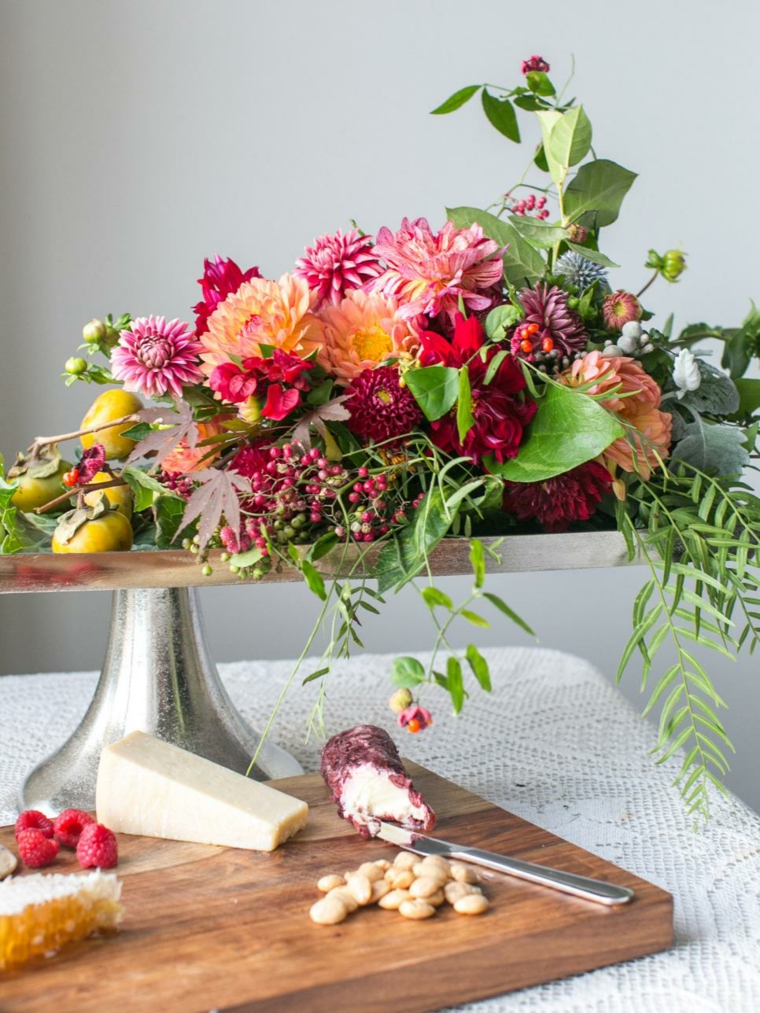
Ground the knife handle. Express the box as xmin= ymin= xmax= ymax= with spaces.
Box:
xmin=450 ymin=846 xmax=634 ymax=906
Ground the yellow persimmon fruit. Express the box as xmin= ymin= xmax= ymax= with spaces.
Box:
xmin=80 ymin=389 xmax=143 ymax=461
xmin=83 ymin=471 xmax=133 ymax=519
xmin=52 ymin=510 xmax=134 ymax=554
xmin=10 ymin=460 xmax=72 ymax=513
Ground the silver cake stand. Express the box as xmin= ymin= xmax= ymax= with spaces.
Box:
xmin=0 ymin=531 xmax=635 ymax=814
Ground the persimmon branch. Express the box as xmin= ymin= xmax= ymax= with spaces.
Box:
xmin=28 ymin=415 xmax=141 ymax=454
xmin=34 ymin=478 xmax=128 ymax=515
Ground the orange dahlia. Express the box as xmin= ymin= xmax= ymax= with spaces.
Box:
xmin=198 ymin=274 xmax=323 ymax=379
xmin=562 ymin=350 xmax=672 ymax=496
xmin=161 ymin=417 xmax=230 ymax=475
xmin=311 ymin=289 xmax=419 ymax=384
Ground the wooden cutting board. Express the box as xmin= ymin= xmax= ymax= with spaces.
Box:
xmin=0 ymin=764 xmax=673 ymax=1012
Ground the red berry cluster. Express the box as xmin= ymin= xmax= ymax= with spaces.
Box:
xmin=339 ymin=466 xmax=402 ymax=543
xmin=160 ymin=470 xmax=195 ymax=499
xmin=13 ymin=808 xmax=118 ymax=869
xmin=506 ymin=192 xmax=549 ymax=220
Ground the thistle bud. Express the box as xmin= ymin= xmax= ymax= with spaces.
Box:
xmin=64 ymin=356 xmax=87 ymax=375
xmin=389 ymin=688 xmax=413 ymax=714
xmin=82 ymin=318 xmax=106 ymax=344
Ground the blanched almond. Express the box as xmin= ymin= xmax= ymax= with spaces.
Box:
xmin=399 ymin=899 xmax=436 ymax=920
xmin=444 ymin=881 xmax=479 ymax=905
xmin=317 ymin=874 xmax=345 ymax=892
xmin=310 ymin=894 xmax=349 ymax=925
xmin=346 ymin=873 xmax=373 ymax=905
xmin=453 ymin=893 xmax=490 ymax=916
xmin=393 ymin=851 xmax=418 ymax=870
xmin=378 ymin=888 xmax=411 ymax=910
xmin=409 ymin=876 xmax=443 ymax=899
xmin=327 ymin=887 xmax=359 ymax=912
xmin=449 ymin=861 xmax=479 ymax=884
xmin=356 ymin=862 xmax=385 ymax=883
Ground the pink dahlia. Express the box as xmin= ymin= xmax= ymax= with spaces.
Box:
xmin=345 ymin=366 xmax=422 ymax=444
xmin=602 ymin=291 xmax=642 ymax=331
xmin=511 ymin=284 xmax=587 ymax=362
xmin=293 ymin=228 xmax=383 ymax=310
xmin=111 ymin=316 xmax=204 ymax=399
xmin=503 ymin=461 xmax=612 ymax=532
xmin=193 ymin=255 xmax=262 ymax=336
xmin=370 ymin=217 xmax=504 ymax=326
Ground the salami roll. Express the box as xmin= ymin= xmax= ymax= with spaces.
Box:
xmin=320 ymin=724 xmax=436 ymax=837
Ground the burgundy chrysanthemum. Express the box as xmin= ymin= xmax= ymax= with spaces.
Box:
xmin=511 ymin=283 xmax=587 ymax=361
xmin=345 ymin=366 xmax=422 ymax=444
xmin=294 ymin=228 xmax=383 ymax=309
xmin=193 ymin=255 xmax=262 ymax=336
xmin=502 ymin=461 xmax=612 ymax=532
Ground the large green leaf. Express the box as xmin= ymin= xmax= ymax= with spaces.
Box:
xmin=405 ymin=365 xmax=460 ymax=421
xmin=733 ymin=378 xmax=760 ymax=418
xmin=481 ymin=91 xmax=520 ymax=142
xmin=563 ymin=159 xmax=637 ymax=227
xmin=549 ymin=106 xmax=592 ymax=168
xmin=509 ymin=216 xmax=569 ymax=249
xmin=446 ymin=206 xmax=545 ymax=288
xmin=535 ymin=110 xmax=563 ymax=186
xmin=375 ymin=487 xmax=456 ymax=593
xmin=430 ymin=85 xmax=480 ymax=115
xmin=487 ymin=382 xmax=624 ymax=482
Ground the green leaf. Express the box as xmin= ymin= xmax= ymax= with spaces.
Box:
xmin=526 ymin=71 xmax=555 ymax=96
xmin=732 ymin=378 xmax=760 ymax=418
xmin=565 ymin=242 xmax=619 ymax=268
xmin=119 ymin=422 xmax=155 ymax=443
xmin=154 ymin=494 xmax=192 ymax=547
xmin=481 ymin=91 xmax=520 ymax=142
xmin=375 ymin=486 xmax=456 ymax=594
xmin=457 ymin=367 xmax=475 ymax=443
xmin=460 ymin=608 xmax=490 ymax=629
xmin=488 ymin=383 xmax=624 ymax=482
xmin=548 ymin=105 xmax=592 ymax=169
xmin=469 ymin=538 xmax=486 ymax=589
xmin=421 ymin=586 xmax=453 ymax=610
xmin=482 ymin=592 xmax=535 ymax=637
xmin=430 ymin=85 xmax=480 ymax=115
xmin=563 ymin=159 xmax=638 ymax=228
xmin=446 ymin=206 xmax=546 ymax=288
xmin=229 ymin=546 xmax=264 ymax=569
xmin=465 ymin=644 xmax=491 ymax=691
xmin=673 ymin=419 xmax=750 ymax=477
xmin=121 ymin=466 xmax=166 ymax=512
xmin=390 ymin=656 xmax=426 ymax=688
xmin=447 ymin=656 xmax=465 ymax=713
xmin=509 ymin=216 xmax=569 ymax=249
xmin=301 ymin=559 xmax=327 ymax=601
xmin=535 ymin=110 xmax=564 ymax=186
xmin=405 ymin=366 xmax=460 ymax=421
xmin=302 ymin=667 xmax=330 ymax=685
xmin=484 ymin=304 xmax=522 ymax=340
xmin=307 ymin=532 xmax=339 ymax=562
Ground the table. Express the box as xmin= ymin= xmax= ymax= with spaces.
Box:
xmin=2 ymin=647 xmax=759 ymax=1011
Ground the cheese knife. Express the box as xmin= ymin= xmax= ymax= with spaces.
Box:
xmin=373 ymin=820 xmax=634 ymax=906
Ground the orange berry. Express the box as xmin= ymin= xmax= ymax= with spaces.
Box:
xmin=527 ymin=322 xmax=540 ymax=335
xmin=62 ymin=469 xmax=80 ymax=488
xmin=520 ymin=339 xmax=533 ymax=354
xmin=407 ymin=718 xmax=421 ymax=734
xmin=542 ymin=337 xmax=555 ymax=353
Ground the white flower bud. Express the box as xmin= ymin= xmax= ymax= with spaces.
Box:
xmin=617 ymin=334 xmax=638 ymax=354
xmin=621 ymin=320 xmax=643 ymax=341
xmin=673 ymin=348 xmax=701 ymax=398
xmin=601 ymin=344 xmax=622 ymax=358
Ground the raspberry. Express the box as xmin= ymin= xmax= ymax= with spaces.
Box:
xmin=76 ymin=823 xmax=118 ymax=869
xmin=53 ymin=808 xmax=95 ymax=849
xmin=17 ymin=828 xmax=60 ymax=867
xmin=14 ymin=809 xmax=54 ymax=840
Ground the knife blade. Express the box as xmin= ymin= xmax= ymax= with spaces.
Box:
xmin=372 ymin=820 xmax=634 ymax=906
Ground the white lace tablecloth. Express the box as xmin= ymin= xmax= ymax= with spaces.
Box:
xmin=1 ymin=647 xmax=759 ymax=1011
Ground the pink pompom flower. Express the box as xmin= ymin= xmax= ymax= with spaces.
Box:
xmin=111 ymin=316 xmax=204 ymax=400
xmin=294 ymin=228 xmax=383 ymax=310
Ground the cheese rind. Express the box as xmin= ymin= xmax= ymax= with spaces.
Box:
xmin=96 ymin=731 xmax=308 ymax=852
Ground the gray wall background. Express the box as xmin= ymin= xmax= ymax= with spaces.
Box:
xmin=1 ymin=0 xmax=757 ymax=811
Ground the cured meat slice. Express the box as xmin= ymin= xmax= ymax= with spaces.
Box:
xmin=320 ymin=724 xmax=436 ymax=837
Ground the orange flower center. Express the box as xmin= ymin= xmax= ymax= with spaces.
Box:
xmin=352 ymin=325 xmax=393 ymax=363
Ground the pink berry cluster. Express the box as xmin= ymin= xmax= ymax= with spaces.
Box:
xmin=338 ymin=466 xmax=405 ymax=544
xmin=160 ymin=470 xmax=195 ymax=499
xmin=506 ymin=192 xmax=549 ymax=220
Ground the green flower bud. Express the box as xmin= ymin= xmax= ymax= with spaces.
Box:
xmin=82 ymin=319 xmax=107 ymax=344
xmin=389 ymin=688 xmax=414 ymax=714
xmin=662 ymin=249 xmax=687 ymax=282
xmin=64 ymin=356 xmax=87 ymax=375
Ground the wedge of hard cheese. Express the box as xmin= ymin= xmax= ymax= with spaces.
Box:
xmin=96 ymin=731 xmax=308 ymax=852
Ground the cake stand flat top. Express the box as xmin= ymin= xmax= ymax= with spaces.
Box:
xmin=0 ymin=530 xmax=635 ymax=593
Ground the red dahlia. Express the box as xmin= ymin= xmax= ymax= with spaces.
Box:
xmin=193 ymin=255 xmax=262 ymax=336
xmin=345 ymin=366 xmax=422 ymax=444
xmin=502 ymin=461 xmax=612 ymax=532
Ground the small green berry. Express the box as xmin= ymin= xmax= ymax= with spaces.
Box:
xmin=219 ymin=551 xmax=230 ymax=562
xmin=201 ymin=564 xmax=213 ymax=577
xmin=189 ymin=544 xmax=199 ymax=555
xmin=229 ymin=565 xmax=239 ymax=574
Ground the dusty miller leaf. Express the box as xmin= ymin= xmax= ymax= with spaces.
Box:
xmin=673 ymin=419 xmax=749 ymax=476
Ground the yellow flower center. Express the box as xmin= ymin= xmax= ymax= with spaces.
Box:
xmin=376 ymin=389 xmax=392 ymax=404
xmin=352 ymin=325 xmax=393 ymax=363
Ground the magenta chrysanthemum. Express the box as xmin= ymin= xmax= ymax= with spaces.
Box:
xmin=503 ymin=461 xmax=612 ymax=532
xmin=345 ymin=366 xmax=422 ymax=444
xmin=293 ymin=228 xmax=383 ymax=309
xmin=511 ymin=283 xmax=588 ymax=361
xmin=111 ymin=316 xmax=204 ymax=399
xmin=370 ymin=217 xmax=504 ymax=325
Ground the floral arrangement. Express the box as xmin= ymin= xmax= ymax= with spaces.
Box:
xmin=3 ymin=56 xmax=759 ymax=822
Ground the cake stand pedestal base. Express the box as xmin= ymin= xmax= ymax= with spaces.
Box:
xmin=21 ymin=586 xmax=303 ymax=813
